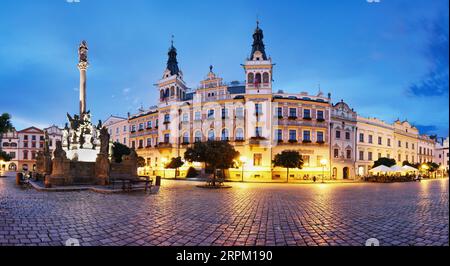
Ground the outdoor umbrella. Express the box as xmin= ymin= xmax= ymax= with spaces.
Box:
xmin=402 ymin=165 xmax=418 ymax=172
xmin=369 ymin=165 xmax=392 ymax=174
xmin=390 ymin=165 xmax=404 ymax=172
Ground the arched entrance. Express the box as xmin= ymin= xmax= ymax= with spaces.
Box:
xmin=343 ymin=167 xmax=349 ymax=179
xmin=332 ymin=167 xmax=337 ymax=180
xmin=8 ymin=163 xmax=17 ymax=171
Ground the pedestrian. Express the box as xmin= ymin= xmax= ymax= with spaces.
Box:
xmin=313 ymin=176 xmax=316 ymax=183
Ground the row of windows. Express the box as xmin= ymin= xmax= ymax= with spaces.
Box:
xmin=359 ymin=133 xmax=393 ymax=147
xmin=22 ymin=150 xmax=36 ymax=160
xmin=357 ymin=151 xmax=417 ymax=164
xmin=335 ymin=130 xmax=351 ymax=140
xmin=275 ymin=129 xmax=324 ymax=142
xmin=419 ymin=147 xmax=433 ymax=156
xmin=247 ymin=72 xmax=270 ymax=84
xmin=160 ymin=86 xmax=186 ymax=100
xmin=130 ymin=120 xmax=159 ymax=132
xmin=23 ymin=135 xmax=44 ymax=141
xmin=22 ymin=142 xmax=44 ymax=148
xmin=109 ymin=125 xmax=128 ymax=135
xmin=2 ymin=142 xmax=18 ymax=147
xmin=333 ymin=148 xmax=352 ymax=159
xmin=276 ymin=107 xmax=324 ymax=119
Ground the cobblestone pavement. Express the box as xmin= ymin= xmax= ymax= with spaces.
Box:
xmin=0 ymin=174 xmax=448 ymax=246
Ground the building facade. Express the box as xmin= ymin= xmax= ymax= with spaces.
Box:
xmin=417 ymin=134 xmax=435 ymax=164
xmin=128 ymin=23 xmax=333 ymax=181
xmin=330 ymin=100 xmax=357 ymax=179
xmin=44 ymin=125 xmax=63 ymax=155
xmin=17 ymin=126 xmax=45 ymax=171
xmin=435 ymin=137 xmax=449 ymax=174
xmin=0 ymin=129 xmax=19 ymax=171
xmin=104 ymin=115 xmax=130 ymax=146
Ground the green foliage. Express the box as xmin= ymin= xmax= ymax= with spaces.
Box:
xmin=373 ymin=157 xmax=396 ymax=168
xmin=402 ymin=160 xmax=414 ymax=167
xmin=112 ymin=142 xmax=131 ymax=163
xmin=0 ymin=150 xmax=12 ymax=162
xmin=186 ymin=166 xmax=198 ymax=178
xmin=165 ymin=156 xmax=184 ymax=169
xmin=272 ymin=150 xmax=304 ymax=169
xmin=137 ymin=156 xmax=146 ymax=167
xmin=425 ymin=162 xmax=439 ymax=172
xmin=0 ymin=113 xmax=13 ymax=134
xmin=184 ymin=141 xmax=239 ymax=184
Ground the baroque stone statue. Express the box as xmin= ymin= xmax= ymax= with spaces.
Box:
xmin=78 ymin=40 xmax=88 ymax=63
xmin=99 ymin=126 xmax=110 ymax=155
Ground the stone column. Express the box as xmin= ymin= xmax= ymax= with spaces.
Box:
xmin=78 ymin=62 xmax=88 ymax=115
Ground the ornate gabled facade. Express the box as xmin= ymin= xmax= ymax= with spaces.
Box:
xmin=128 ymin=22 xmax=333 ymax=181
xmin=331 ymin=100 xmax=357 ymax=179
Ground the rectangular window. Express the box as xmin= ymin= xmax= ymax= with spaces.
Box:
xmin=289 ymin=108 xmax=297 ymax=118
xmin=32 ymin=135 xmax=36 ymax=141
xmin=303 ymin=130 xmax=311 ymax=141
xmin=368 ymin=152 xmax=373 ymax=161
xmin=289 ymin=130 xmax=296 ymax=141
xmin=10 ymin=152 xmax=16 ymax=159
xmin=147 ymin=121 xmax=152 ymax=128
xmin=412 ymin=143 xmax=415 ymax=149
xmin=317 ymin=110 xmax=324 ymax=120
xmin=24 ymin=142 xmax=28 ymax=148
xmin=24 ymin=135 xmax=28 ymax=140
xmin=359 ymin=151 xmax=364 ymax=160
xmin=378 ymin=137 xmax=382 ymax=145
xmin=378 ymin=153 xmax=381 ymax=159
xmin=334 ymin=149 xmax=339 ymax=158
xmin=336 ymin=130 xmax=341 ymax=139
xmin=164 ymin=134 xmax=170 ymax=143
xmin=164 ymin=114 xmax=170 ymax=122
xmin=368 ymin=135 xmax=373 ymax=144
xmin=276 ymin=129 xmax=282 ymax=141
xmin=182 ymin=113 xmax=189 ymax=122
xmin=317 ymin=131 xmax=324 ymax=142
xmin=195 ymin=111 xmax=201 ymax=120
xmin=412 ymin=156 xmax=414 ymax=163
xmin=139 ymin=123 xmax=144 ymax=130
xmin=32 ymin=142 xmax=36 ymax=148
xmin=131 ymin=125 xmax=136 ymax=132
xmin=123 ymin=126 xmax=127 ymax=132
xmin=123 ymin=138 xmax=126 ymax=144
xmin=131 ymin=141 xmax=135 ymax=149
xmin=276 ymin=107 xmax=283 ymax=117
xmin=139 ymin=139 xmax=143 ymax=148
xmin=303 ymin=109 xmax=311 ymax=119
xmin=316 ymin=155 xmax=323 ymax=167
xmin=346 ymin=150 xmax=351 ymax=159
xmin=398 ymin=140 xmax=401 ymax=147
xmin=208 ymin=109 xmax=214 ymax=118
xmin=345 ymin=132 xmax=350 ymax=140
xmin=359 ymin=133 xmax=364 ymax=142
xmin=387 ymin=138 xmax=391 ymax=146
xmin=301 ymin=155 xmax=310 ymax=166
xmin=406 ymin=142 xmax=409 ymax=149
xmin=398 ymin=154 xmax=401 ymax=162
xmin=253 ymin=153 xmax=262 ymax=166
xmin=116 ymin=127 xmax=119 ymax=134
xmin=387 ymin=153 xmax=390 ymax=159
xmin=146 ymin=138 xmax=151 ymax=147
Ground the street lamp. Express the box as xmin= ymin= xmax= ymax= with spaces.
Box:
xmin=320 ymin=158 xmax=328 ymax=183
xmin=239 ymin=156 xmax=247 ymax=182
xmin=421 ymin=163 xmax=429 ymax=178
xmin=161 ymin=157 xmax=168 ymax=178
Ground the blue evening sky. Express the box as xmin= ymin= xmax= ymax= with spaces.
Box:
xmin=0 ymin=0 xmax=448 ymax=136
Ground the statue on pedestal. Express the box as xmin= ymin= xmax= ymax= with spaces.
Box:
xmin=95 ymin=126 xmax=110 ymax=185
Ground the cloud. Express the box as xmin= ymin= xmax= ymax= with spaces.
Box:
xmin=123 ymin=88 xmax=131 ymax=94
xmin=407 ymin=12 xmax=449 ymax=97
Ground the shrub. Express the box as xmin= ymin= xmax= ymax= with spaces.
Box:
xmin=186 ymin=167 xmax=198 ymax=178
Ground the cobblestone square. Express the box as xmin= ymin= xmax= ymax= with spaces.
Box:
xmin=0 ymin=175 xmax=448 ymax=246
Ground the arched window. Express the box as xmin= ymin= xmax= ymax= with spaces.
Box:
xmin=176 ymin=87 xmax=180 ymax=96
xmin=221 ymin=128 xmax=229 ymax=141
xmin=255 ymin=73 xmax=261 ymax=84
xmin=160 ymin=90 xmax=165 ymax=100
xmin=183 ymin=132 xmax=189 ymax=144
xmin=195 ymin=131 xmax=202 ymax=142
xmin=165 ymin=88 xmax=169 ymax=98
xmin=263 ymin=72 xmax=269 ymax=84
xmin=10 ymin=143 xmax=17 ymax=147
xmin=235 ymin=128 xmax=244 ymax=141
xmin=2 ymin=142 xmax=9 ymax=147
xmin=170 ymin=86 xmax=175 ymax=96
xmin=208 ymin=130 xmax=215 ymax=141
xmin=247 ymin=72 xmax=254 ymax=83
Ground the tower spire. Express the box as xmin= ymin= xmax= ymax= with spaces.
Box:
xmin=166 ymin=35 xmax=180 ymax=76
xmin=250 ymin=19 xmax=267 ymax=60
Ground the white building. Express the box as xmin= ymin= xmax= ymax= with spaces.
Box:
xmin=103 ymin=115 xmax=129 ymax=146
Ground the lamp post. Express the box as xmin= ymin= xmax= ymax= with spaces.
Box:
xmin=320 ymin=158 xmax=328 ymax=183
xmin=239 ymin=156 xmax=247 ymax=182
xmin=161 ymin=157 xmax=168 ymax=179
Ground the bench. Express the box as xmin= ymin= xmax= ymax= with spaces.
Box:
xmin=111 ymin=177 xmax=153 ymax=192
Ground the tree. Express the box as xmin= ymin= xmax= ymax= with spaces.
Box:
xmin=402 ymin=160 xmax=414 ymax=167
xmin=137 ymin=156 xmax=146 ymax=168
xmin=372 ymin=157 xmax=396 ymax=168
xmin=112 ymin=142 xmax=131 ymax=163
xmin=165 ymin=156 xmax=184 ymax=178
xmin=426 ymin=162 xmax=439 ymax=172
xmin=0 ymin=113 xmax=13 ymax=134
xmin=0 ymin=150 xmax=12 ymax=162
xmin=0 ymin=113 xmax=13 ymax=154
xmin=272 ymin=150 xmax=303 ymax=182
xmin=184 ymin=141 xmax=239 ymax=186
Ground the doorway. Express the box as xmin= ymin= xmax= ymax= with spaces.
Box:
xmin=343 ymin=167 xmax=349 ymax=179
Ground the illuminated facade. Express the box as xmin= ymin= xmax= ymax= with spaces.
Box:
xmin=104 ymin=115 xmax=130 ymax=146
xmin=128 ymin=22 xmax=333 ymax=181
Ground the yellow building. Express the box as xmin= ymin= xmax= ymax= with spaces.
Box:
xmin=129 ymin=22 xmax=332 ymax=182
xmin=393 ymin=120 xmax=419 ymax=165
